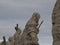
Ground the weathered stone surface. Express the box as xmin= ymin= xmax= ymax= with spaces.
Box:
xmin=19 ymin=12 xmax=40 ymax=45
xmin=52 ymin=0 xmax=60 ymax=45
xmin=13 ymin=24 xmax=21 ymax=45
xmin=0 ymin=12 xmax=41 ymax=45
xmin=8 ymin=24 xmax=21 ymax=45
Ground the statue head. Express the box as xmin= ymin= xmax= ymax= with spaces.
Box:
xmin=32 ymin=12 xmax=40 ymax=20
xmin=25 ymin=12 xmax=40 ymax=28
xmin=31 ymin=12 xmax=40 ymax=23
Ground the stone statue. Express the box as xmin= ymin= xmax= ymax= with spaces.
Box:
xmin=19 ymin=12 xmax=42 ymax=45
xmin=14 ymin=24 xmax=21 ymax=45
xmin=8 ymin=24 xmax=21 ymax=45
xmin=0 ymin=12 xmax=42 ymax=45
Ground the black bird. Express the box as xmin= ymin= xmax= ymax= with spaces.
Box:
xmin=15 ymin=24 xmax=18 ymax=31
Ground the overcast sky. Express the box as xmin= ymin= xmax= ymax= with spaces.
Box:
xmin=0 ymin=0 xmax=56 ymax=45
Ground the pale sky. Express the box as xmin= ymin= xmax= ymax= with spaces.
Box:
xmin=0 ymin=0 xmax=56 ymax=45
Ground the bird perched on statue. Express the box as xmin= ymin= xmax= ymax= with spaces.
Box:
xmin=15 ymin=24 xmax=19 ymax=31
xmin=15 ymin=24 xmax=21 ymax=32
